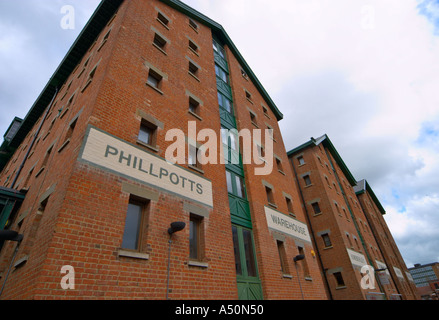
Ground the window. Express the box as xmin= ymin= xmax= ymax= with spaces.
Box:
xmin=277 ymin=241 xmax=289 ymax=274
xmin=138 ymin=120 xmax=157 ymax=147
xmin=215 ymin=65 xmax=228 ymax=83
xmin=235 ymin=175 xmax=245 ymax=198
xmin=250 ymin=112 xmax=257 ymax=126
xmin=188 ymin=40 xmax=198 ymax=54
xmin=262 ymin=105 xmax=268 ymax=117
xmin=188 ymin=61 xmax=199 ymax=78
xmin=189 ymin=144 xmax=201 ymax=170
xmin=213 ymin=40 xmax=226 ymax=59
xmin=303 ymin=175 xmax=312 ymax=186
xmin=265 ymin=186 xmax=275 ymax=206
xmin=147 ymin=69 xmax=163 ymax=90
xmin=241 ymin=68 xmax=248 ymax=80
xmin=189 ymin=19 xmax=198 ymax=32
xmin=121 ymin=201 xmax=145 ymax=251
xmin=245 ymin=90 xmax=253 ymax=103
xmin=311 ymin=202 xmax=321 ymax=215
xmin=153 ymin=33 xmax=167 ymax=52
xmin=190 ymin=214 xmax=203 ymax=260
xmin=298 ymin=156 xmax=305 ymax=166
xmin=226 ymin=171 xmax=246 ymax=198
xmin=276 ymin=158 xmax=284 ymax=173
xmin=217 ymin=92 xmax=232 ymax=113
xmin=157 ymin=12 xmax=169 ymax=27
xmin=189 ymin=97 xmax=200 ymax=116
xmin=334 ymin=272 xmax=345 ymax=288
xmin=257 ymin=144 xmax=265 ymax=160
xmin=322 ymin=233 xmax=332 ymax=248
xmin=286 ymin=197 xmax=294 ymax=215
xmin=226 ymin=171 xmax=233 ymax=194
xmin=42 ymin=145 xmax=53 ymax=169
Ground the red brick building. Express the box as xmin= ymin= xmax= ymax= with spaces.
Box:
xmin=0 ymin=0 xmax=327 ymax=300
xmin=288 ymin=135 xmax=419 ymax=300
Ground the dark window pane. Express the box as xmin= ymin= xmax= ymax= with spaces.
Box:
xmin=243 ymin=229 xmax=257 ymax=277
xmin=121 ymin=203 xmax=142 ymax=250
xmin=189 ymin=218 xmax=199 ymax=259
xmin=232 ymin=226 xmax=242 ymax=276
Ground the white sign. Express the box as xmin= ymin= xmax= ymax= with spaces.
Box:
xmin=347 ymin=248 xmax=367 ymax=269
xmin=264 ymin=206 xmax=311 ymax=243
xmin=393 ymin=266 xmax=404 ymax=280
xmin=79 ymin=127 xmax=213 ymax=207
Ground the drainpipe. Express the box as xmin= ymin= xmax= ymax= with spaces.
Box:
xmin=290 ymin=157 xmax=334 ymax=300
xmin=10 ymin=87 xmax=59 ymax=190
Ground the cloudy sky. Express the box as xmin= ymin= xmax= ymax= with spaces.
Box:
xmin=1 ymin=0 xmax=438 ymax=268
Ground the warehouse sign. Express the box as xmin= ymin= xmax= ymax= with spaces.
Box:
xmin=265 ymin=206 xmax=311 ymax=243
xmin=79 ymin=127 xmax=213 ymax=207
xmin=347 ymin=248 xmax=367 ymax=269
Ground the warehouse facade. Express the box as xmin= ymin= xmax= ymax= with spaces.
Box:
xmin=0 ymin=0 xmax=327 ymax=300
xmin=288 ymin=135 xmax=419 ymax=300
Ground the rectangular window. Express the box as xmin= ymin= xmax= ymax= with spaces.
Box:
xmin=265 ymin=186 xmax=275 ymax=205
xmin=147 ymin=69 xmax=163 ymax=90
xmin=232 ymin=226 xmax=242 ymax=276
xmin=322 ymin=233 xmax=332 ymax=248
xmin=189 ymin=61 xmax=199 ymax=78
xmin=277 ymin=240 xmax=289 ymax=274
xmin=189 ymin=144 xmax=201 ymax=170
xmin=218 ymin=92 xmax=232 ymax=113
xmin=311 ymin=202 xmax=321 ymax=215
xmin=286 ymin=197 xmax=294 ymax=214
xmin=153 ymin=33 xmax=167 ymax=51
xmin=189 ymin=97 xmax=200 ymax=116
xmin=157 ymin=12 xmax=169 ymax=27
xmin=276 ymin=158 xmax=283 ymax=172
xmin=189 ymin=19 xmax=198 ymax=31
xmin=121 ymin=201 xmax=144 ymax=251
xmin=242 ymin=229 xmax=257 ymax=277
xmin=235 ymin=175 xmax=245 ymax=198
xmin=226 ymin=171 xmax=233 ymax=194
xmin=138 ymin=120 xmax=157 ymax=147
xmin=303 ymin=175 xmax=312 ymax=186
xmin=215 ymin=65 xmax=228 ymax=83
xmin=245 ymin=90 xmax=253 ymax=103
xmin=42 ymin=145 xmax=53 ymax=168
xmin=250 ymin=112 xmax=257 ymax=126
xmin=334 ymin=272 xmax=345 ymax=287
xmin=298 ymin=156 xmax=305 ymax=166
xmin=188 ymin=40 xmax=198 ymax=54
xmin=189 ymin=214 xmax=203 ymax=260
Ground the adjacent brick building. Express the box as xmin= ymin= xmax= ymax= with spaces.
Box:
xmin=0 ymin=0 xmax=327 ymax=300
xmin=287 ymin=135 xmax=419 ymax=300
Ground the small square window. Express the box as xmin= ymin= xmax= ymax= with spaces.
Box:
xmin=157 ymin=12 xmax=169 ymax=27
xmin=286 ymin=197 xmax=294 ymax=214
xmin=334 ymin=272 xmax=345 ymax=287
xmin=138 ymin=120 xmax=157 ymax=147
xmin=189 ymin=97 xmax=200 ymax=116
xmin=322 ymin=233 xmax=332 ymax=248
xmin=265 ymin=186 xmax=275 ymax=205
xmin=189 ymin=61 xmax=199 ymax=77
xmin=303 ymin=175 xmax=312 ymax=186
xmin=250 ymin=112 xmax=257 ymax=126
xmin=189 ymin=19 xmax=198 ymax=31
xmin=276 ymin=158 xmax=283 ymax=172
xmin=189 ymin=144 xmax=202 ymax=169
xmin=245 ymin=90 xmax=253 ymax=103
xmin=147 ymin=69 xmax=163 ymax=90
xmin=311 ymin=202 xmax=321 ymax=215
xmin=189 ymin=40 xmax=198 ymax=54
xmin=153 ymin=33 xmax=167 ymax=51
